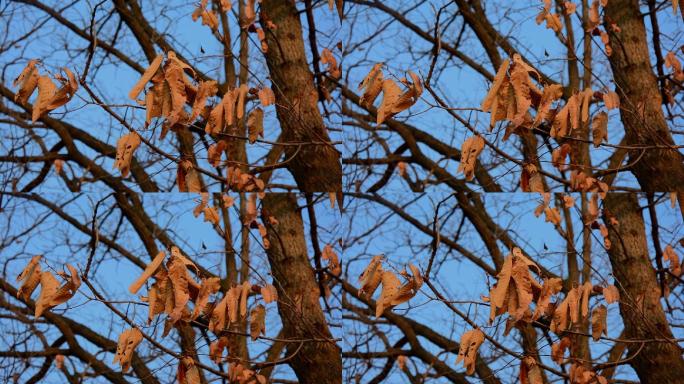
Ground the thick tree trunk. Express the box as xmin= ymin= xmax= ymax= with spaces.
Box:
xmin=261 ymin=193 xmax=341 ymax=383
xmin=603 ymin=0 xmax=684 ymax=191
xmin=259 ymin=0 xmax=342 ymax=193
xmin=603 ymin=193 xmax=684 ymax=383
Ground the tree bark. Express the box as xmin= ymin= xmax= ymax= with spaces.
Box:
xmin=603 ymin=193 xmax=684 ymax=383
xmin=261 ymin=193 xmax=341 ymax=383
xmin=259 ymin=0 xmax=342 ymax=193
xmin=603 ymin=0 xmax=684 ymax=191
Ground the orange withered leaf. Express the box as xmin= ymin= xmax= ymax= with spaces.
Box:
xmin=591 ymin=304 xmax=607 ymax=341
xmin=455 ymin=329 xmax=485 ymax=375
xmin=261 ymin=283 xmax=278 ymax=304
xmin=359 ymin=254 xmax=384 ymax=298
xmin=359 ymin=63 xmax=384 ymax=108
xmin=591 ymin=111 xmax=608 ymax=148
xmin=34 ymin=272 xmax=59 ymax=317
xmin=321 ymin=48 xmax=341 ymax=79
xmin=13 ymin=59 xmax=40 ymax=105
xmin=129 ymin=251 xmax=166 ymax=294
xmin=247 ymin=107 xmax=264 ymax=144
xmin=129 ymin=54 xmax=164 ymax=101
xmin=457 ymin=135 xmax=485 ymax=181
xmin=17 ymin=255 xmax=42 ymax=301
xmin=177 ymin=356 xmax=201 ymax=384
xmin=532 ymin=277 xmax=562 ymax=320
xmin=192 ymin=277 xmax=221 ymax=320
xmin=663 ymin=245 xmax=681 ymax=277
xmin=114 ymin=132 xmax=142 ymax=178
xmin=603 ymin=91 xmax=620 ymax=110
xmin=602 ymin=284 xmax=619 ymax=304
xmin=177 ymin=160 xmax=202 ymax=193
xmin=240 ymin=280 xmax=252 ymax=319
xmin=520 ymin=356 xmax=544 ymax=384
xmin=533 ymin=83 xmax=563 ymax=127
xmin=249 ymin=304 xmax=266 ymax=340
xmin=113 ymin=328 xmax=143 ymax=373
xmin=258 ymin=87 xmax=276 ymax=107
xmin=551 ymin=336 xmax=571 ymax=364
xmin=209 ymin=336 xmax=229 ymax=364
xmin=375 ymin=270 xmax=401 ymax=317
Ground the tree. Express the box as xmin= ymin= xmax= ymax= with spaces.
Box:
xmin=2 ymin=0 xmax=684 ymax=383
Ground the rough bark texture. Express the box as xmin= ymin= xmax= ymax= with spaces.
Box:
xmin=259 ymin=0 xmax=342 ymax=193
xmin=261 ymin=193 xmax=341 ymax=383
xmin=603 ymin=193 xmax=684 ymax=383
xmin=603 ymin=0 xmax=684 ymax=191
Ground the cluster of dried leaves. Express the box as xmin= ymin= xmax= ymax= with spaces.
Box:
xmin=13 ymin=60 xmax=78 ymax=122
xmin=358 ymin=63 xmax=423 ymax=125
xmin=113 ymin=246 xmax=278 ymax=380
xmin=17 ymin=255 xmax=81 ymax=318
xmin=357 ymin=255 xmax=423 ymax=317
xmin=126 ymin=51 xmax=276 ymax=191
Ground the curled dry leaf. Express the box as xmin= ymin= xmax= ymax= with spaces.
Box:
xmin=256 ymin=28 xmax=268 ymax=53
xmin=532 ymin=277 xmax=562 ymax=320
xmin=563 ymin=195 xmax=575 ymax=208
xmin=359 ymin=254 xmax=384 ymax=298
xmin=320 ymin=48 xmax=341 ymax=79
xmin=114 ymin=132 xmax=142 ymax=178
xmin=113 ymin=328 xmax=143 ymax=373
xmin=190 ymin=80 xmax=218 ymax=122
xmin=249 ymin=304 xmax=266 ymax=340
xmin=247 ymin=107 xmax=264 ymax=144
xmin=210 ymin=337 xmax=229 ymax=364
xmin=455 ymin=329 xmax=485 ymax=375
xmin=551 ymin=336 xmax=571 ymax=364
xmin=375 ymin=271 xmax=401 ymax=317
xmin=177 ymin=356 xmax=201 ymax=384
xmin=520 ymin=356 xmax=544 ymax=384
xmin=261 ymin=283 xmax=278 ymax=304
xmin=533 ymin=83 xmax=563 ymax=127
xmin=663 ymin=245 xmax=681 ymax=277
xmin=240 ymin=281 xmax=252 ymax=318
xmin=591 ymin=304 xmax=607 ymax=341
xmin=359 ymin=63 xmax=384 ymax=108
xmin=177 ymin=160 xmax=203 ymax=193
xmin=167 ymin=254 xmax=192 ymax=323
xmin=258 ymin=87 xmax=275 ymax=107
xmin=544 ymin=206 xmax=562 ymax=226
xmin=591 ymin=111 xmax=608 ymax=148
xmin=203 ymin=206 xmax=220 ymax=226
xmin=602 ymin=284 xmax=619 ymax=304
xmin=397 ymin=355 xmax=407 ymax=371
xmin=322 ymin=244 xmax=342 ymax=276
xmin=192 ymin=277 xmax=221 ymax=320
xmin=129 ymin=251 xmax=166 ymax=294
xmin=457 ymin=135 xmax=485 ymax=181
xmin=14 ymin=60 xmax=40 ymax=105
xmin=17 ymin=255 xmax=42 ymax=301
xmin=603 ymin=91 xmax=620 ymax=110
xmin=207 ymin=140 xmax=227 ymax=167
xmin=521 ymin=164 xmax=545 ymax=193
xmin=129 ymin=54 xmax=164 ymax=101
xmin=564 ymin=1 xmax=577 ymax=14
xmin=55 ymin=354 xmax=65 ymax=369
xmin=551 ymin=143 xmax=572 ymax=171
xmin=665 ymin=51 xmax=684 ymax=81
xmin=481 ymin=58 xmax=511 ymax=128
xmin=35 ymin=265 xmax=81 ymax=317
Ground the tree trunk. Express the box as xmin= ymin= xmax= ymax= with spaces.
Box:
xmin=261 ymin=193 xmax=341 ymax=383
xmin=603 ymin=193 xmax=684 ymax=383
xmin=603 ymin=0 xmax=684 ymax=191
xmin=259 ymin=0 xmax=342 ymax=193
